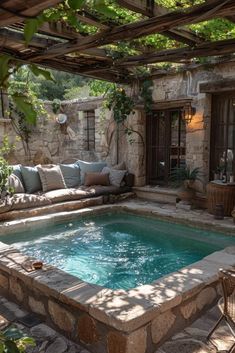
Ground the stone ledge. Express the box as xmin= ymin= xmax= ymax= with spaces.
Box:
xmin=133 ymin=187 xmax=178 ymax=196
xmin=1 ymin=202 xmax=235 ymax=236
xmin=0 ymin=242 xmax=232 ymax=333
xmin=0 ymin=196 xmax=104 ymax=222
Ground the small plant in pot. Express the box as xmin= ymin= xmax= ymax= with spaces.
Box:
xmin=170 ymin=166 xmax=202 ymax=203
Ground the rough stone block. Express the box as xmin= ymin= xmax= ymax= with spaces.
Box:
xmin=28 ymin=296 xmax=46 ymax=316
xmin=151 ymin=310 xmax=176 ymax=344
xmin=77 ymin=314 xmax=99 ymax=344
xmin=0 ymin=273 xmax=8 ymax=290
xmin=196 ymin=287 xmax=216 ymax=311
xmin=180 ymin=300 xmax=197 ymax=320
xmin=9 ymin=277 xmax=24 ymax=302
xmin=48 ymin=300 xmax=75 ymax=332
xmin=107 ymin=326 xmax=147 ymax=353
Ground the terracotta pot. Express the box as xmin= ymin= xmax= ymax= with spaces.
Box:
xmin=177 ymin=182 xmax=195 ymax=202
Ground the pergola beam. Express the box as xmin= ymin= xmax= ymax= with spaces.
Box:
xmin=0 ymin=27 xmax=112 ymax=61
xmin=116 ymin=38 xmax=235 ymax=66
xmin=27 ymin=0 xmax=235 ymax=62
xmin=0 ymin=45 xmax=130 ymax=84
xmin=116 ymin=0 xmax=204 ymax=45
xmin=0 ymin=0 xmax=61 ymax=27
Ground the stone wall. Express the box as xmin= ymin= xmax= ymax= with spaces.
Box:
xmin=2 ymin=61 xmax=235 ymax=188
xmin=0 ymin=97 xmax=106 ymax=166
xmin=149 ymin=61 xmax=235 ymax=190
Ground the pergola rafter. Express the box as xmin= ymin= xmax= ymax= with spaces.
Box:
xmin=0 ymin=0 xmax=62 ymax=26
xmin=1 ymin=0 xmax=235 ymax=83
xmin=116 ymin=0 xmax=204 ymax=45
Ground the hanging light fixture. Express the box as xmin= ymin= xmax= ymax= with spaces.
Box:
xmin=182 ymin=103 xmax=196 ymax=124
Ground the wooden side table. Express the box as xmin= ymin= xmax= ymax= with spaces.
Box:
xmin=207 ymin=181 xmax=235 ymax=216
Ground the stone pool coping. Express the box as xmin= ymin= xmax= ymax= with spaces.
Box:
xmin=0 ymin=202 xmax=235 ymax=353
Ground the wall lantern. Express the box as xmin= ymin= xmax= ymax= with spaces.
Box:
xmin=182 ymin=103 xmax=196 ymax=124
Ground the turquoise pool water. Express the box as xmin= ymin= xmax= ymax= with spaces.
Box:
xmin=2 ymin=213 xmax=235 ymax=289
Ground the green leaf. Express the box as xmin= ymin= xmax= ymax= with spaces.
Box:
xmin=30 ymin=64 xmax=55 ymax=82
xmin=0 ymin=343 xmax=4 ymax=353
xmin=12 ymin=95 xmax=37 ymax=125
xmin=3 ymin=327 xmax=23 ymax=340
xmin=68 ymin=0 xmax=85 ymax=9
xmin=24 ymin=18 xmax=39 ymax=44
xmin=4 ymin=340 xmax=19 ymax=353
xmin=18 ymin=337 xmax=35 ymax=346
xmin=67 ymin=13 xmax=79 ymax=27
xmin=94 ymin=0 xmax=116 ymax=18
xmin=0 ymin=54 xmax=12 ymax=86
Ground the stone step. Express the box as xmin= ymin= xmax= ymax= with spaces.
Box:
xmin=133 ymin=186 xmax=177 ymax=204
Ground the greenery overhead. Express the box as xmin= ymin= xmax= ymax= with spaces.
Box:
xmin=1 ymin=0 xmax=235 ymax=125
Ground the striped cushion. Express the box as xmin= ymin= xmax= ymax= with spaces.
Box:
xmin=37 ymin=165 xmax=66 ymax=192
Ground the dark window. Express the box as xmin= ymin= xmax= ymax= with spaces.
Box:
xmin=210 ymin=93 xmax=235 ymax=179
xmin=84 ymin=110 xmax=95 ymax=151
xmin=146 ymin=108 xmax=186 ymax=185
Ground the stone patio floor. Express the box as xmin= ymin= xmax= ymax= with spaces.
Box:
xmin=0 ymin=294 xmax=234 ymax=353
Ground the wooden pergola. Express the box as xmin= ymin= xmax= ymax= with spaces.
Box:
xmin=1 ymin=0 xmax=235 ymax=83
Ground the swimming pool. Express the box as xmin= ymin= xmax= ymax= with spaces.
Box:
xmin=2 ymin=212 xmax=234 ymax=290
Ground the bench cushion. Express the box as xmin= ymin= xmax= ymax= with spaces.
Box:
xmin=44 ymin=188 xmax=92 ymax=203
xmin=0 ymin=193 xmax=51 ymax=214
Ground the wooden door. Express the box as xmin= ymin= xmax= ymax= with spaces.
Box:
xmin=146 ymin=109 xmax=186 ymax=185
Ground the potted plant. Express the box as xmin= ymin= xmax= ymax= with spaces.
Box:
xmin=213 ymin=166 xmax=221 ymax=181
xmin=170 ymin=166 xmax=202 ymax=203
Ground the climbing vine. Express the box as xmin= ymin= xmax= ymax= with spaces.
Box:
xmin=101 ymin=79 xmax=153 ymax=165
xmin=0 ymin=137 xmax=14 ymax=197
xmin=105 ymin=87 xmax=135 ymax=124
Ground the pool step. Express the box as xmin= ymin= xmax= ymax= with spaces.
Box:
xmin=133 ymin=186 xmax=207 ymax=208
xmin=133 ymin=186 xmax=177 ymax=204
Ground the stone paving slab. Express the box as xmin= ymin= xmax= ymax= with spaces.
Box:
xmin=155 ymin=306 xmax=234 ymax=353
xmin=0 ymin=296 xmax=90 ymax=353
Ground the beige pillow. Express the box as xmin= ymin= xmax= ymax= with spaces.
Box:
xmin=84 ymin=172 xmax=110 ymax=186
xmin=37 ymin=165 xmax=66 ymax=192
xmin=7 ymin=174 xmax=25 ymax=194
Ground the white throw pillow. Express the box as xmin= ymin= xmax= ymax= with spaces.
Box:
xmin=102 ymin=167 xmax=126 ymax=187
xmin=7 ymin=174 xmax=25 ymax=194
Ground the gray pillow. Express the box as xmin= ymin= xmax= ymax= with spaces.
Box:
xmin=59 ymin=163 xmax=80 ymax=188
xmin=21 ymin=166 xmax=42 ymax=194
xmin=11 ymin=164 xmax=24 ymax=184
xmin=76 ymin=160 xmax=107 ymax=184
xmin=37 ymin=165 xmax=66 ymax=192
xmin=102 ymin=166 xmax=127 ymax=187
